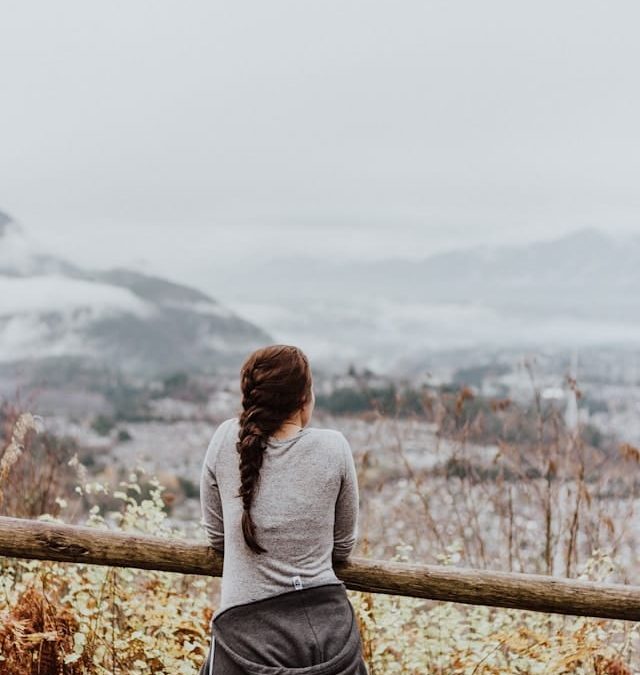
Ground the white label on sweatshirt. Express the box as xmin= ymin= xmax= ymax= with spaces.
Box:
xmin=292 ymin=575 xmax=303 ymax=590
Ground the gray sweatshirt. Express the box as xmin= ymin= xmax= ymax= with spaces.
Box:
xmin=199 ymin=417 xmax=359 ymax=614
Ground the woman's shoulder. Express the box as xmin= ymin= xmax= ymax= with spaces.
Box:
xmin=212 ymin=416 xmax=240 ymax=440
xmin=304 ymin=426 xmax=351 ymax=456
xmin=204 ymin=417 xmax=239 ymax=464
xmin=302 ymin=428 xmax=352 ymax=479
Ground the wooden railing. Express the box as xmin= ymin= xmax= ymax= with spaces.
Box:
xmin=1 ymin=516 xmax=639 ymax=621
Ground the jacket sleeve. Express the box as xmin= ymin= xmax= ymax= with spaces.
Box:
xmin=332 ymin=435 xmax=359 ymax=561
xmin=199 ymin=422 xmax=228 ymax=553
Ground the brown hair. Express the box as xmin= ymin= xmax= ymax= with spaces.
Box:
xmin=236 ymin=344 xmax=313 ymax=554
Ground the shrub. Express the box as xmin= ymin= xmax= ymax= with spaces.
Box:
xmin=0 ymin=472 xmax=216 ymax=674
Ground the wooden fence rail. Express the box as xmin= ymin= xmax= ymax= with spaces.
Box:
xmin=0 ymin=516 xmax=639 ymax=621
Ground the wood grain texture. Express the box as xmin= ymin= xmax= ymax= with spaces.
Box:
xmin=1 ymin=516 xmax=638 ymax=621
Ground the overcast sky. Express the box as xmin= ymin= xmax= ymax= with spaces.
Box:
xmin=2 ymin=0 xmax=639 ymax=288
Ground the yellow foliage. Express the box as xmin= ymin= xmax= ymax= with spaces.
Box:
xmin=0 ymin=470 xmax=217 ymax=674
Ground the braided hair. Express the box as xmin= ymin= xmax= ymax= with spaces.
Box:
xmin=236 ymin=344 xmax=312 ymax=554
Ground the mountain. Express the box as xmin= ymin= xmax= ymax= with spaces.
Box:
xmin=214 ymin=228 xmax=640 ymax=322
xmin=393 ymin=228 xmax=638 ymax=319
xmin=0 ymin=211 xmax=272 ymax=378
xmin=204 ymin=228 xmax=640 ymax=373
xmin=0 ymin=213 xmax=83 ymax=278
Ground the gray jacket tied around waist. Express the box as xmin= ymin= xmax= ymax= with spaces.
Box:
xmin=199 ymin=582 xmax=368 ymax=675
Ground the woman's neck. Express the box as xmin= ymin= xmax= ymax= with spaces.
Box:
xmin=271 ymin=420 xmax=304 ymax=441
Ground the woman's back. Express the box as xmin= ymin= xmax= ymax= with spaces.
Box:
xmin=200 ymin=416 xmax=359 ymax=614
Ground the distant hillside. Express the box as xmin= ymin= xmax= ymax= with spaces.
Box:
xmin=204 ymin=228 xmax=640 ymax=373
xmin=216 ymin=228 xmax=640 ymax=322
xmin=0 ymin=211 xmax=272 ymax=378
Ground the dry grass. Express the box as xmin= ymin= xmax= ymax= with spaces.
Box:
xmin=2 ymin=372 xmax=640 ymax=673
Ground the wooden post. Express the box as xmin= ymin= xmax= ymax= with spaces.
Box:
xmin=0 ymin=516 xmax=639 ymax=621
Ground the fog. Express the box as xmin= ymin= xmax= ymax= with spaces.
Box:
xmin=2 ymin=0 xmax=639 ymax=289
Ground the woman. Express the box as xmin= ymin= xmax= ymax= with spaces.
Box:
xmin=198 ymin=344 xmax=368 ymax=674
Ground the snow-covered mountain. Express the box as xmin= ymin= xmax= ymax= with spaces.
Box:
xmin=0 ymin=211 xmax=272 ymax=377
xmin=212 ymin=227 xmax=640 ymax=322
xmin=206 ymin=227 xmax=640 ymax=373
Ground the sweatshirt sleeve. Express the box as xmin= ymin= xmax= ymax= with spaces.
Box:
xmin=199 ymin=421 xmax=229 ymax=553
xmin=332 ymin=434 xmax=359 ymax=561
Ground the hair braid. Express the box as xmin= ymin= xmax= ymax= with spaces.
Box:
xmin=236 ymin=345 xmax=312 ymax=554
